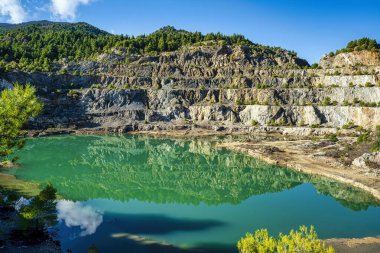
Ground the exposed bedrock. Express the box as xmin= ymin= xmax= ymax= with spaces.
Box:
xmin=0 ymin=46 xmax=379 ymax=133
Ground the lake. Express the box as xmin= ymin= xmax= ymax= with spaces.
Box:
xmin=3 ymin=135 xmax=380 ymax=253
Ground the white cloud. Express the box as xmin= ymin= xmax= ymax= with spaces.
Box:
xmin=50 ymin=0 xmax=91 ymax=21
xmin=57 ymin=200 xmax=103 ymax=236
xmin=0 ymin=0 xmax=27 ymax=24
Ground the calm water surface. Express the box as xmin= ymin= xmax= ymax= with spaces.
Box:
xmin=3 ymin=135 xmax=380 ymax=253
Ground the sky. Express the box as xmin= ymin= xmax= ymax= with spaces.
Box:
xmin=0 ymin=0 xmax=379 ymax=63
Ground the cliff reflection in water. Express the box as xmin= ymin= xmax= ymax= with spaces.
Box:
xmin=16 ymin=135 xmax=380 ymax=210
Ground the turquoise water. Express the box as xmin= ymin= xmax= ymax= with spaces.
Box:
xmin=3 ymin=135 xmax=380 ymax=253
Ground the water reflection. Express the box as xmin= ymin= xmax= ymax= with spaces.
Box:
xmin=12 ymin=135 xmax=380 ymax=210
xmin=57 ymin=200 xmax=103 ymax=237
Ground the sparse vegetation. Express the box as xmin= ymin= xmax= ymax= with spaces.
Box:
xmin=372 ymin=125 xmax=380 ymax=152
xmin=322 ymin=97 xmax=332 ymax=106
xmin=251 ymin=120 xmax=259 ymax=126
xmin=357 ymin=127 xmax=371 ymax=143
xmin=325 ymin=133 xmax=338 ymax=142
xmin=342 ymin=121 xmax=356 ymax=129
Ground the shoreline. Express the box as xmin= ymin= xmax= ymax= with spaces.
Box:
xmin=24 ymin=127 xmax=380 ymax=201
xmin=129 ymin=128 xmax=380 ymax=201
xmin=2 ymin=128 xmax=380 ymax=252
xmin=216 ymin=140 xmax=380 ymax=201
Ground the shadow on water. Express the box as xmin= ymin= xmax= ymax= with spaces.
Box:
xmin=103 ymin=213 xmax=225 ymax=234
xmin=58 ymin=208 xmax=230 ymax=253
xmin=5 ymin=134 xmax=380 ymax=211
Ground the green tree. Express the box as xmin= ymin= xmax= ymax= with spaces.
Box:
xmin=158 ymin=36 xmax=167 ymax=52
xmin=372 ymin=125 xmax=380 ymax=152
xmin=15 ymin=184 xmax=57 ymax=241
xmin=0 ymin=83 xmax=43 ymax=163
xmin=237 ymin=226 xmax=334 ymax=253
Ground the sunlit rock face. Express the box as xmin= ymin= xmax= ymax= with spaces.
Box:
xmin=320 ymin=51 xmax=380 ymax=68
xmin=0 ymin=44 xmax=379 ymax=133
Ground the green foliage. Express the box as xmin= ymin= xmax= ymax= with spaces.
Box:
xmin=325 ymin=133 xmax=338 ymax=142
xmin=0 ymin=22 xmax=306 ymax=72
xmin=251 ymin=120 xmax=259 ymax=126
xmin=310 ymin=63 xmax=320 ymax=69
xmin=357 ymin=127 xmax=371 ymax=143
xmin=336 ymin=38 xmax=380 ymax=54
xmin=342 ymin=121 xmax=356 ymax=129
xmin=322 ymin=97 xmax=331 ymax=106
xmin=237 ymin=225 xmax=334 ymax=253
xmin=372 ymin=125 xmax=380 ymax=152
xmin=14 ymin=184 xmax=57 ymax=241
xmin=0 ymin=83 xmax=42 ymax=161
xmin=67 ymin=89 xmax=80 ymax=98
xmin=19 ymin=184 xmax=57 ymax=221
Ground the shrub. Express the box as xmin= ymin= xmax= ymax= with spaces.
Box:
xmin=325 ymin=133 xmax=338 ymax=142
xmin=372 ymin=125 xmax=380 ymax=152
xmin=357 ymin=128 xmax=371 ymax=143
xmin=107 ymin=84 xmax=116 ymax=89
xmin=342 ymin=121 xmax=356 ymax=129
xmin=310 ymin=63 xmax=319 ymax=69
xmin=343 ymin=100 xmax=351 ymax=106
xmin=237 ymin=226 xmax=334 ymax=253
xmin=311 ymin=124 xmax=321 ymax=128
xmin=251 ymin=120 xmax=259 ymax=126
xmin=67 ymin=90 xmax=80 ymax=99
xmin=322 ymin=97 xmax=331 ymax=106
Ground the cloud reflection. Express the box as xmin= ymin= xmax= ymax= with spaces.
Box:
xmin=57 ymin=200 xmax=103 ymax=236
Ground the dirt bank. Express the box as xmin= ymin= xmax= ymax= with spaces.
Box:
xmin=325 ymin=236 xmax=380 ymax=253
xmin=216 ymin=139 xmax=380 ymax=201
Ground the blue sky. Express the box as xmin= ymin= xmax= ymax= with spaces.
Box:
xmin=0 ymin=0 xmax=379 ymax=63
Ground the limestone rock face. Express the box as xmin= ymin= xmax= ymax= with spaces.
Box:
xmin=1 ymin=47 xmax=380 ymax=134
xmin=352 ymin=152 xmax=380 ymax=170
xmin=320 ymin=51 xmax=380 ymax=68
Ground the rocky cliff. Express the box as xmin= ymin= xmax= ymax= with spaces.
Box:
xmin=1 ymin=26 xmax=380 ymax=134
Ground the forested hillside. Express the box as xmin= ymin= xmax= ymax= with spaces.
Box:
xmin=0 ymin=21 xmax=301 ymax=73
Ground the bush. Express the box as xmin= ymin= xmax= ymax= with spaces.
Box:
xmin=237 ymin=226 xmax=334 ymax=253
xmin=342 ymin=121 xmax=356 ymax=129
xmin=251 ymin=120 xmax=259 ymax=126
xmin=325 ymin=133 xmax=338 ymax=142
xmin=357 ymin=128 xmax=371 ymax=143
xmin=372 ymin=125 xmax=380 ymax=152
xmin=322 ymin=97 xmax=331 ymax=106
